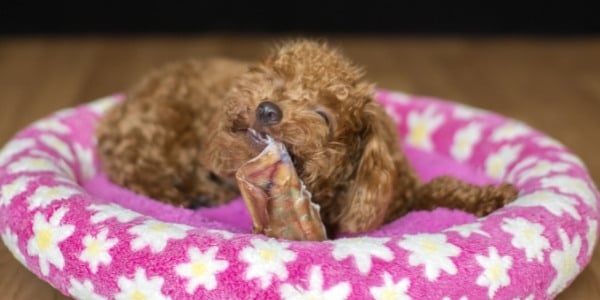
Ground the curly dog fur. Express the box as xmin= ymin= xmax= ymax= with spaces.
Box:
xmin=96 ymin=40 xmax=518 ymax=236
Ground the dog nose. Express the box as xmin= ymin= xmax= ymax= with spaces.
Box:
xmin=256 ymin=101 xmax=282 ymax=126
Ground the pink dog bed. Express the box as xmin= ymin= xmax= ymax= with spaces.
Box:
xmin=1 ymin=91 xmax=598 ymax=299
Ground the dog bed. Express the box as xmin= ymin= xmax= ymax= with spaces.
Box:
xmin=1 ymin=91 xmax=598 ymax=300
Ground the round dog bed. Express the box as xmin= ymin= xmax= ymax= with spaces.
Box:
xmin=1 ymin=91 xmax=598 ymax=299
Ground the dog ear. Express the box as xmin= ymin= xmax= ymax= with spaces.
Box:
xmin=336 ymin=101 xmax=398 ymax=234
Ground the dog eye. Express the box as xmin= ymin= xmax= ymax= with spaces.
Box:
xmin=316 ymin=111 xmax=330 ymax=126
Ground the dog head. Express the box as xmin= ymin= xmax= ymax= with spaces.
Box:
xmin=205 ymin=41 xmax=399 ymax=233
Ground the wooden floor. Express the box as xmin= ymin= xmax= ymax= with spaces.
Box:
xmin=0 ymin=36 xmax=599 ymax=299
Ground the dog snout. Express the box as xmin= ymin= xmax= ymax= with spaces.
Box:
xmin=256 ymin=101 xmax=283 ymax=126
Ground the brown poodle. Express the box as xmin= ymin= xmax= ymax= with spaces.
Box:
xmin=96 ymin=40 xmax=518 ymax=236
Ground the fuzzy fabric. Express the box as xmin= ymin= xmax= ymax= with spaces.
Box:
xmin=1 ymin=91 xmax=598 ymax=300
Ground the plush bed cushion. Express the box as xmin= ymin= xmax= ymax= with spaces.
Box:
xmin=1 ymin=91 xmax=598 ymax=300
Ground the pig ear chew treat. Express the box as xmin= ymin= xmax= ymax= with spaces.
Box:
xmin=235 ymin=131 xmax=328 ymax=241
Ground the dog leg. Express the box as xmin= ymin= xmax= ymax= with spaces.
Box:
xmin=413 ymin=176 xmax=518 ymax=217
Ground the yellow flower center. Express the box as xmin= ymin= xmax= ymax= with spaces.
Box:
xmin=45 ymin=187 xmax=61 ymax=198
xmin=53 ymin=141 xmax=66 ymax=151
xmin=31 ymin=159 xmax=50 ymax=168
xmin=130 ymin=290 xmax=147 ymax=300
xmin=537 ymin=193 xmax=551 ymax=201
xmin=488 ymin=263 xmax=503 ymax=281
xmin=420 ymin=240 xmax=439 ymax=254
xmin=523 ymin=228 xmax=536 ymax=240
xmin=86 ymin=240 xmax=102 ymax=256
xmin=533 ymin=163 xmax=549 ymax=173
xmin=150 ymin=223 xmax=168 ymax=232
xmin=4 ymin=184 xmax=16 ymax=195
xmin=347 ymin=238 xmax=366 ymax=246
xmin=456 ymin=137 xmax=469 ymax=151
xmin=562 ymin=257 xmax=574 ymax=276
xmin=573 ymin=182 xmax=586 ymax=194
xmin=191 ymin=261 xmax=207 ymax=276
xmin=259 ymin=249 xmax=275 ymax=262
xmin=411 ymin=123 xmax=428 ymax=146
xmin=382 ymin=288 xmax=398 ymax=300
xmin=489 ymin=160 xmax=503 ymax=178
xmin=36 ymin=228 xmax=53 ymax=251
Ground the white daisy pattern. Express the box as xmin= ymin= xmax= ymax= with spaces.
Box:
xmin=0 ymin=176 xmax=33 ymax=207
xmin=369 ymin=272 xmax=411 ymax=300
xmin=88 ymin=203 xmax=142 ymax=224
xmin=331 ymin=237 xmax=394 ymax=274
xmin=535 ymin=136 xmax=565 ymax=150
xmin=547 ymin=229 xmax=582 ymax=296
xmin=240 ymin=238 xmax=297 ymax=289
xmin=0 ymin=138 xmax=36 ymax=167
xmin=475 ymin=247 xmax=512 ymax=298
xmin=515 ymin=160 xmax=571 ymax=185
xmin=556 ymin=152 xmax=586 ymax=169
xmin=586 ymin=219 xmax=598 ymax=257
xmin=87 ymin=96 xmax=119 ymax=115
xmin=491 ymin=122 xmax=532 ymax=142
xmin=453 ymin=104 xmax=489 ymax=119
xmin=7 ymin=156 xmax=64 ymax=175
xmin=386 ymin=91 xmax=411 ymax=104
xmin=129 ymin=220 xmax=191 ymax=253
xmin=398 ymin=233 xmax=461 ymax=281
xmin=406 ymin=107 xmax=445 ymax=151
xmin=451 ymin=122 xmax=484 ymax=162
xmin=73 ymin=143 xmax=96 ymax=181
xmin=32 ymin=118 xmax=71 ymax=135
xmin=51 ymin=107 xmax=77 ymax=119
xmin=1 ymin=227 xmax=27 ymax=265
xmin=280 ymin=265 xmax=351 ymax=300
xmin=507 ymin=157 xmax=538 ymax=182
xmin=485 ymin=144 xmax=523 ymax=179
xmin=385 ymin=105 xmax=402 ymax=124
xmin=501 ymin=218 xmax=550 ymax=263
xmin=29 ymin=150 xmax=76 ymax=180
xmin=27 ymin=207 xmax=75 ymax=276
xmin=68 ymin=278 xmax=107 ymax=300
xmin=509 ymin=190 xmax=581 ymax=220
xmin=27 ymin=185 xmax=80 ymax=211
xmin=444 ymin=222 xmax=490 ymax=238
xmin=1 ymin=95 xmax=599 ymax=299
xmin=541 ymin=175 xmax=597 ymax=210
xmin=115 ymin=268 xmax=170 ymax=300
xmin=175 ymin=246 xmax=229 ymax=294
xmin=39 ymin=134 xmax=74 ymax=162
xmin=207 ymin=229 xmax=234 ymax=240
xmin=79 ymin=228 xmax=118 ymax=273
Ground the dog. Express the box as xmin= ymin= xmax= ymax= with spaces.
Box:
xmin=96 ymin=40 xmax=518 ymax=236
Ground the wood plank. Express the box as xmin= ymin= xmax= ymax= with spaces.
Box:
xmin=0 ymin=36 xmax=598 ymax=299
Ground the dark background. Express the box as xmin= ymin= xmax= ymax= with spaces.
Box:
xmin=1 ymin=1 xmax=599 ymax=35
